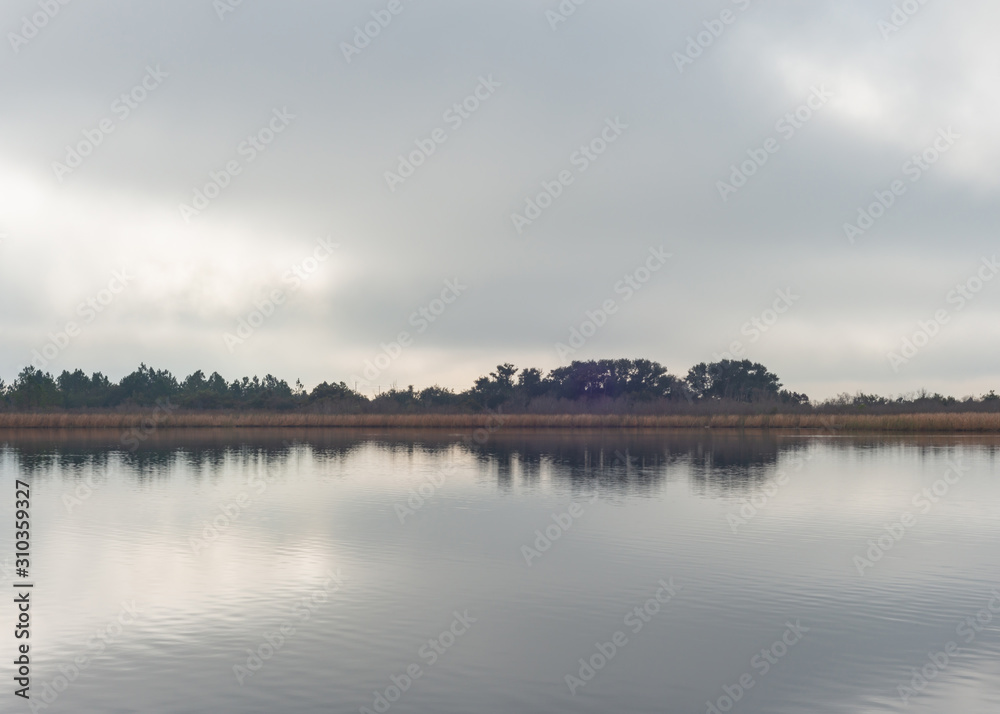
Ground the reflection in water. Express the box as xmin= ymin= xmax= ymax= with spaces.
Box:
xmin=2 ymin=427 xmax=789 ymax=491
xmin=2 ymin=429 xmax=1000 ymax=714
xmin=6 ymin=427 xmax=995 ymax=497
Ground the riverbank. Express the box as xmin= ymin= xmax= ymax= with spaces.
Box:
xmin=2 ymin=412 xmax=1000 ymax=432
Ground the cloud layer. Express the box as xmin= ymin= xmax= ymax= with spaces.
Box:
xmin=2 ymin=0 xmax=998 ymax=399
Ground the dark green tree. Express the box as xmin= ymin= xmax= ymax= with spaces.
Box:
xmin=117 ymin=364 xmax=178 ymax=405
xmin=685 ymin=359 xmax=782 ymax=402
xmin=472 ymin=364 xmax=518 ymax=408
xmin=418 ymin=386 xmax=464 ymax=408
xmin=56 ymin=369 xmax=113 ymax=408
xmin=517 ymin=368 xmax=547 ymax=399
xmin=10 ymin=367 xmax=61 ymax=408
xmin=547 ymin=359 xmax=680 ymax=401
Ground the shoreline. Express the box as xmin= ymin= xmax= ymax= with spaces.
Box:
xmin=1 ymin=412 xmax=1000 ymax=432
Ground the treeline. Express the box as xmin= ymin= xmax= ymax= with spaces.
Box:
xmin=0 ymin=359 xmax=996 ymax=414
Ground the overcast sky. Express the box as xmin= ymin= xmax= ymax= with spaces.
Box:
xmin=1 ymin=0 xmax=998 ymax=400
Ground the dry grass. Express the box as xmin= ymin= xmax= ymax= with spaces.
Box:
xmin=0 ymin=411 xmax=999 ymax=432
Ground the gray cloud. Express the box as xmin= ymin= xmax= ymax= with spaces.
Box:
xmin=1 ymin=0 xmax=997 ymax=399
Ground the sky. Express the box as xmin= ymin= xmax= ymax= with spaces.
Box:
xmin=1 ymin=0 xmax=998 ymax=401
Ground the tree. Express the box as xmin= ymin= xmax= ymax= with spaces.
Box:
xmin=472 ymin=364 xmax=518 ymax=408
xmin=372 ymin=385 xmax=417 ymax=411
xmin=418 ymin=386 xmax=464 ymax=408
xmin=779 ymin=390 xmax=810 ymax=405
xmin=182 ymin=370 xmax=207 ymax=392
xmin=307 ymin=381 xmax=366 ymax=413
xmin=206 ymin=372 xmax=229 ymax=394
xmin=517 ymin=368 xmax=546 ymax=398
xmin=685 ymin=360 xmax=783 ymax=402
xmin=547 ymin=359 xmax=680 ymax=401
xmin=175 ymin=369 xmax=232 ymax=409
xmin=0 ymin=357 xmax=812 ymax=413
xmin=117 ymin=364 xmax=178 ymax=405
xmin=56 ymin=369 xmax=113 ymax=408
xmin=612 ymin=358 xmax=680 ymax=400
xmin=10 ymin=367 xmax=61 ymax=408
xmin=243 ymin=374 xmax=294 ymax=409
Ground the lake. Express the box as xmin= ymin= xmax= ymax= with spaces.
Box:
xmin=2 ymin=428 xmax=999 ymax=713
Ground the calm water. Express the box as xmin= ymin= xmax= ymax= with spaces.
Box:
xmin=2 ymin=428 xmax=999 ymax=714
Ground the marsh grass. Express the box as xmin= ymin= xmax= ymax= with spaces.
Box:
xmin=0 ymin=412 xmax=999 ymax=432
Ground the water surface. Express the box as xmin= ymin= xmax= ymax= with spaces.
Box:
xmin=2 ymin=428 xmax=999 ymax=713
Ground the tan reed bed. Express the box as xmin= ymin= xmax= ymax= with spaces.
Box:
xmin=0 ymin=411 xmax=999 ymax=432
